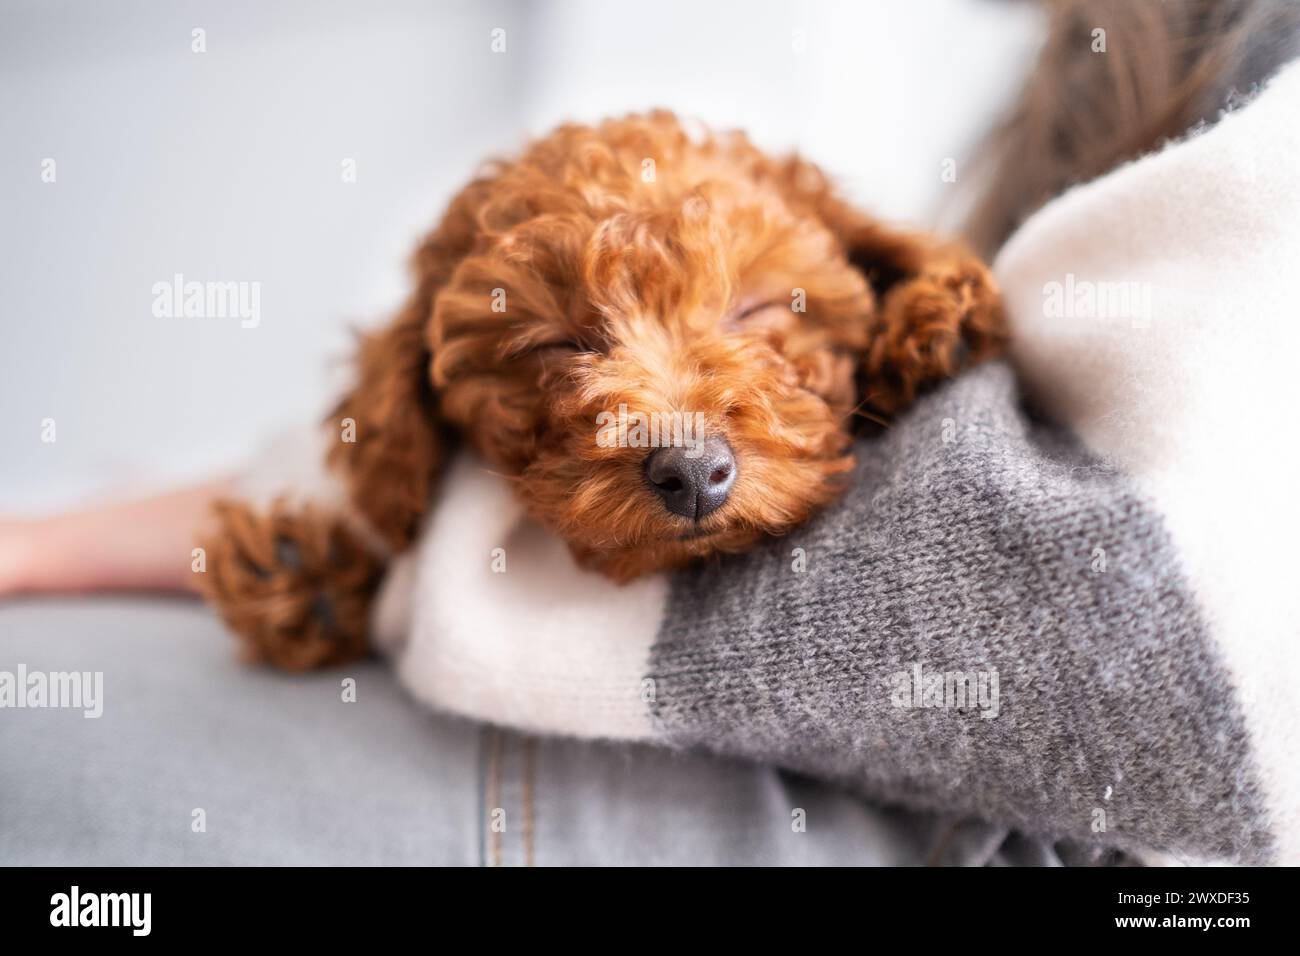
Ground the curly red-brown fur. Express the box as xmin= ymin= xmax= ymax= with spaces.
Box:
xmin=203 ymin=110 xmax=1006 ymax=666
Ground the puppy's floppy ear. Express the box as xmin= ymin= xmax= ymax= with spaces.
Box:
xmin=327 ymin=176 xmax=496 ymax=548
xmin=782 ymin=158 xmax=1007 ymax=420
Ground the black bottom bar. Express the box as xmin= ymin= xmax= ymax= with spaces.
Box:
xmin=0 ymin=864 xmax=1284 ymax=942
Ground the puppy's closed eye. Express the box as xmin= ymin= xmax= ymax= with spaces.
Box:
xmin=728 ymin=298 xmax=791 ymax=332
xmin=533 ymin=340 xmax=587 ymax=355
xmin=503 ymin=338 xmax=588 ymax=361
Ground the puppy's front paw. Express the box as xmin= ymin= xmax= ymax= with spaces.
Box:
xmin=198 ymin=498 xmax=383 ymax=670
xmin=925 ymin=257 xmax=1006 ymax=360
xmin=862 ymin=255 xmax=1006 ymax=418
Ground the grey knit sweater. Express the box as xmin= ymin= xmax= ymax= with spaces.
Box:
xmin=651 ymin=362 xmax=1267 ymax=863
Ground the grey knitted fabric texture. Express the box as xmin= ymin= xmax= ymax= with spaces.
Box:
xmin=650 ymin=362 xmax=1271 ymax=864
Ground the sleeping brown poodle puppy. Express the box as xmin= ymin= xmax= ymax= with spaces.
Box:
xmin=197 ymin=110 xmax=1006 ymax=670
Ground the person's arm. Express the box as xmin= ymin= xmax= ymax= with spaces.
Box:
xmin=0 ymin=478 xmax=234 ymax=597
xmin=1 ymin=419 xmax=389 ymax=671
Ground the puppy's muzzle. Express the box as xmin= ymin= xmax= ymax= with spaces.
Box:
xmin=645 ymin=436 xmax=736 ymax=521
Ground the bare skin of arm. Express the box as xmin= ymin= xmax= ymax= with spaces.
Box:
xmin=0 ymin=479 xmax=235 ymax=597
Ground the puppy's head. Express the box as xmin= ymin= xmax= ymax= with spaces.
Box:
xmin=339 ymin=111 xmax=1002 ymax=579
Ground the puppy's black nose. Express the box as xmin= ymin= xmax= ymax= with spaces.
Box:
xmin=645 ymin=436 xmax=736 ymax=520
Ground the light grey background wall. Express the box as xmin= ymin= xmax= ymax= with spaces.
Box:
xmin=521 ymin=0 xmax=1040 ymax=222
xmin=0 ymin=0 xmax=1040 ymax=511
